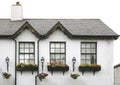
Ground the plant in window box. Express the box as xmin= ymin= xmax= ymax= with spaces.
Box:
xmin=16 ymin=63 xmax=38 ymax=71
xmin=2 ymin=72 xmax=11 ymax=79
xmin=70 ymin=72 xmax=80 ymax=79
xmin=79 ymin=64 xmax=101 ymax=73
xmin=38 ymin=73 xmax=48 ymax=81
xmin=47 ymin=62 xmax=69 ymax=71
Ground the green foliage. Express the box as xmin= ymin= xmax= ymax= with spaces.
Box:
xmin=2 ymin=72 xmax=11 ymax=79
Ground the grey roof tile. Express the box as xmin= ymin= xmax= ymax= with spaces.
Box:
xmin=0 ymin=19 xmax=118 ymax=37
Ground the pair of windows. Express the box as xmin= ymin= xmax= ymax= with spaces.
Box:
xmin=19 ymin=42 xmax=97 ymax=64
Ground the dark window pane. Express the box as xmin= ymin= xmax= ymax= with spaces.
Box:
xmin=19 ymin=42 xmax=35 ymax=64
xmin=81 ymin=42 xmax=97 ymax=64
xmin=50 ymin=42 xmax=66 ymax=64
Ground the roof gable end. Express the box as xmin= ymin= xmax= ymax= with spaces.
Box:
xmin=43 ymin=21 xmax=72 ymax=39
xmin=11 ymin=21 xmax=42 ymax=39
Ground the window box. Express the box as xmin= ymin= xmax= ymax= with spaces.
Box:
xmin=78 ymin=64 xmax=101 ymax=75
xmin=16 ymin=63 xmax=38 ymax=74
xmin=47 ymin=63 xmax=69 ymax=75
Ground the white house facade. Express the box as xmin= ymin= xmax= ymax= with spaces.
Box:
xmin=114 ymin=64 xmax=120 ymax=85
xmin=0 ymin=2 xmax=119 ymax=85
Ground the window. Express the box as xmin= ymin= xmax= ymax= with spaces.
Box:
xmin=19 ymin=42 xmax=35 ymax=64
xmin=50 ymin=42 xmax=66 ymax=64
xmin=81 ymin=42 xmax=97 ymax=64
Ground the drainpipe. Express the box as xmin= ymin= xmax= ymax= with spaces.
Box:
xmin=37 ymin=39 xmax=40 ymax=74
xmin=12 ymin=39 xmax=17 ymax=85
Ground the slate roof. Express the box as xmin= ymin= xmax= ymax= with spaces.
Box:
xmin=114 ymin=63 xmax=120 ymax=68
xmin=0 ymin=19 xmax=118 ymax=39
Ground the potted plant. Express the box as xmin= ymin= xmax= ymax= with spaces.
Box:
xmin=16 ymin=63 xmax=38 ymax=74
xmin=79 ymin=64 xmax=101 ymax=71
xmin=47 ymin=62 xmax=69 ymax=75
xmin=47 ymin=62 xmax=69 ymax=71
xmin=38 ymin=73 xmax=48 ymax=81
xmin=79 ymin=64 xmax=101 ymax=74
xmin=16 ymin=63 xmax=38 ymax=71
xmin=2 ymin=72 xmax=11 ymax=79
xmin=71 ymin=73 xmax=80 ymax=79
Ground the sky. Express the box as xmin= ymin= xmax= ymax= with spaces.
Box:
xmin=0 ymin=0 xmax=120 ymax=65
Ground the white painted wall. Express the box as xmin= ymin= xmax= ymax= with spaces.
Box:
xmin=39 ymin=29 xmax=114 ymax=85
xmin=15 ymin=29 xmax=39 ymax=85
xmin=114 ymin=67 xmax=120 ymax=85
xmin=0 ymin=29 xmax=114 ymax=85
xmin=0 ymin=39 xmax=15 ymax=85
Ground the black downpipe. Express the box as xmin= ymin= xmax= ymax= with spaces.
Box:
xmin=12 ymin=39 xmax=17 ymax=85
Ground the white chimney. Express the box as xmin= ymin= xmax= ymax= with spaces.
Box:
xmin=11 ymin=2 xmax=23 ymax=21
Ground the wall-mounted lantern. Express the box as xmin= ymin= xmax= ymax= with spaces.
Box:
xmin=41 ymin=57 xmax=45 ymax=73
xmin=72 ymin=57 xmax=76 ymax=72
xmin=5 ymin=56 xmax=10 ymax=72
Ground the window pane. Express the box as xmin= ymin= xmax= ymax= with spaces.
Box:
xmin=25 ymin=43 xmax=29 ymax=48
xmin=82 ymin=49 xmax=86 ymax=53
xmin=86 ymin=60 xmax=91 ymax=64
xmin=56 ymin=43 xmax=60 ymax=48
xmin=50 ymin=42 xmax=65 ymax=64
xmin=25 ymin=54 xmax=29 ymax=59
xmin=86 ymin=49 xmax=90 ymax=53
xmin=91 ymin=43 xmax=96 ymax=48
xmin=91 ymin=49 xmax=95 ymax=53
xmin=55 ymin=54 xmax=61 ymax=60
xmin=19 ymin=42 xmax=35 ymax=64
xmin=20 ymin=54 xmax=24 ymax=59
xmin=61 ymin=49 xmax=65 ymax=53
xmin=30 ymin=54 xmax=34 ymax=59
xmin=25 ymin=60 xmax=29 ymax=64
xmin=51 ymin=49 xmax=55 ymax=53
xmin=20 ymin=60 xmax=24 ymax=63
xmin=81 ymin=42 xmax=97 ymax=64
xmin=51 ymin=60 xmax=55 ymax=63
xmin=55 ymin=49 xmax=60 ymax=53
xmin=61 ymin=60 xmax=65 ymax=64
xmin=50 ymin=54 xmax=55 ymax=59
xmin=61 ymin=43 xmax=65 ymax=48
xmin=56 ymin=60 xmax=61 ymax=63
xmin=20 ymin=49 xmax=24 ymax=53
xmin=81 ymin=60 xmax=86 ymax=64
xmin=86 ymin=44 xmax=90 ymax=48
xmin=25 ymin=49 xmax=29 ymax=53
xmin=30 ymin=43 xmax=34 ymax=48
xmin=86 ymin=55 xmax=91 ymax=59
xmin=29 ymin=60 xmax=34 ymax=64
xmin=51 ymin=43 xmax=54 ymax=48
xmin=61 ymin=54 xmax=65 ymax=60
xmin=30 ymin=49 xmax=34 ymax=53
xmin=81 ymin=55 xmax=85 ymax=59
xmin=20 ymin=43 xmax=24 ymax=48
xmin=81 ymin=43 xmax=85 ymax=48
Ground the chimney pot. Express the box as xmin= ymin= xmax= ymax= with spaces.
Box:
xmin=11 ymin=2 xmax=23 ymax=21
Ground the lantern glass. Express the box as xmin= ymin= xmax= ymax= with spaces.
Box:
xmin=6 ymin=57 xmax=9 ymax=63
xmin=41 ymin=57 xmax=45 ymax=63
xmin=72 ymin=57 xmax=76 ymax=63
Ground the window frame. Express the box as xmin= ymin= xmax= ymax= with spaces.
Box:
xmin=18 ymin=42 xmax=35 ymax=64
xmin=49 ymin=42 xmax=66 ymax=64
xmin=81 ymin=42 xmax=97 ymax=64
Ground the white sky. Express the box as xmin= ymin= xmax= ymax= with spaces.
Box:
xmin=0 ymin=0 xmax=120 ymax=65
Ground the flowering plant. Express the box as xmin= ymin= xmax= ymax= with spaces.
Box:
xmin=39 ymin=73 xmax=48 ymax=81
xmin=2 ymin=72 xmax=11 ymax=79
xmin=79 ymin=64 xmax=101 ymax=67
xmin=16 ymin=63 xmax=38 ymax=71
xmin=47 ymin=62 xmax=68 ymax=67
xmin=71 ymin=73 xmax=80 ymax=79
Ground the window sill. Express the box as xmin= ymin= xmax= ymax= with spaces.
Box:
xmin=47 ymin=65 xmax=69 ymax=75
xmin=78 ymin=64 xmax=101 ymax=75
